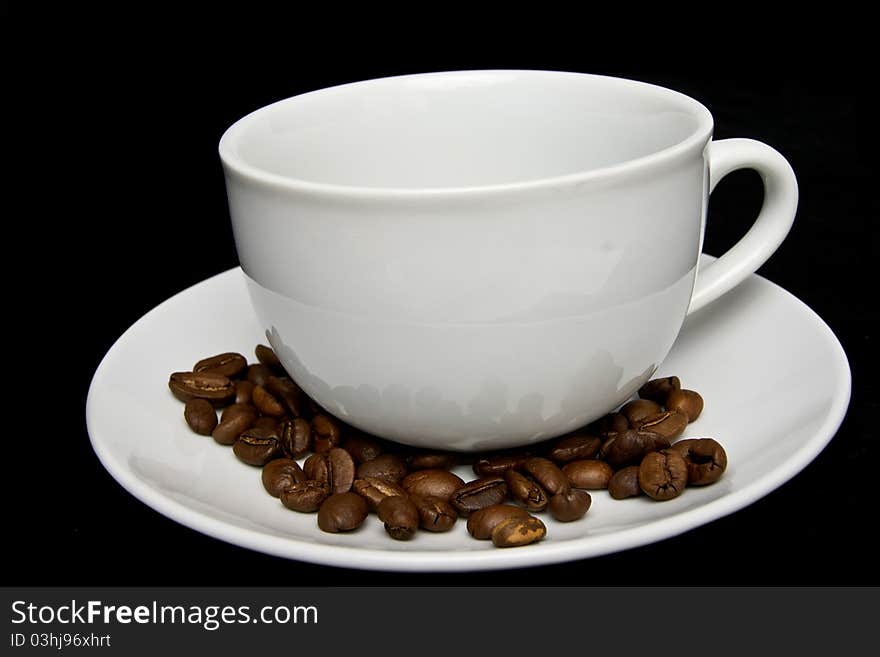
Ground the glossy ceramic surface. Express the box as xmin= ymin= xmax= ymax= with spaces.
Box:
xmin=86 ymin=260 xmax=850 ymax=572
xmin=219 ymin=71 xmax=797 ymax=448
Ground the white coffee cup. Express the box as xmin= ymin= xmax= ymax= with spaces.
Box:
xmin=219 ymin=70 xmax=797 ymax=451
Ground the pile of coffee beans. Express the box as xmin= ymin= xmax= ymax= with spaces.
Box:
xmin=169 ymin=347 xmax=727 ymax=548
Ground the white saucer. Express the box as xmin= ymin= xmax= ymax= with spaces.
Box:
xmin=86 ymin=258 xmax=851 ymax=572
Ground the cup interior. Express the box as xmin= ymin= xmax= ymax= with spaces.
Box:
xmin=220 ymin=70 xmax=712 ymax=191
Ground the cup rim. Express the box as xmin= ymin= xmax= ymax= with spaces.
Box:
xmin=218 ymin=69 xmax=714 ymax=199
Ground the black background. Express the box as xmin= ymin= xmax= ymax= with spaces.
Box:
xmin=9 ymin=15 xmax=878 ymax=585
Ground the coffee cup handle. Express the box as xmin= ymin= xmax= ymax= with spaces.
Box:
xmin=687 ymin=138 xmax=798 ymax=315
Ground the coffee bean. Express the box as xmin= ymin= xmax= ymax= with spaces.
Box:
xmin=311 ymin=414 xmax=342 ymax=453
xmin=410 ymin=494 xmax=458 ymax=532
xmin=467 ymin=504 xmax=532 ymax=540
xmin=252 ymin=385 xmax=286 ymax=418
xmin=407 ymin=451 xmax=459 ymax=470
xmin=341 ymin=432 xmax=384 ymax=464
xmin=253 ymin=416 xmax=279 ymax=433
xmin=639 ymin=450 xmax=688 ymax=500
xmin=168 ymin=371 xmax=235 ymax=405
xmin=491 ymin=515 xmax=546 ymax=548
xmin=401 ymin=469 xmax=465 ymax=502
xmin=193 ymin=352 xmax=247 ymax=379
xmin=265 ymin=375 xmax=308 ymax=418
xmin=608 ymin=466 xmax=642 ymax=499
xmin=280 ymin=418 xmax=311 ymax=458
xmin=255 ymin=344 xmax=285 ymax=374
xmin=638 ymin=376 xmax=681 ymax=404
xmin=280 ymin=480 xmax=329 ymax=513
xmin=450 ymin=477 xmax=508 ymax=516
xmin=504 ymin=470 xmax=549 ymax=512
xmin=665 ymin=389 xmax=704 ymax=422
xmin=667 ymin=438 xmax=727 ymax=485
xmin=233 ymin=427 xmax=283 ymax=466
xmin=184 ymin=398 xmax=217 ymax=435
xmin=589 ymin=412 xmax=629 ymax=435
xmin=562 ymin=460 xmax=614 ymax=490
xmin=246 ymin=363 xmax=273 ymax=388
xmin=599 ymin=429 xmax=667 ymax=468
xmin=548 ymin=488 xmax=592 ymax=522
xmin=522 ymin=457 xmax=569 ymax=495
xmin=636 ymin=410 xmax=688 ymax=441
xmin=620 ymin=399 xmax=663 ymax=427
xmin=473 ymin=452 xmax=529 ymax=477
xmin=352 ymin=477 xmax=408 ymax=510
xmin=303 ymin=447 xmax=355 ymax=494
xmin=317 ymin=492 xmax=368 ymax=533
xmin=212 ymin=405 xmax=258 ymax=445
xmin=234 ymin=380 xmax=254 ymax=405
xmin=377 ymin=496 xmax=420 ymax=540
xmin=261 ymin=458 xmax=305 ymax=498
xmin=325 ymin=447 xmax=357 ymax=494
xmin=220 ymin=403 xmax=257 ymax=423
xmin=356 ymin=454 xmax=408 ymax=484
xmin=547 ymin=433 xmax=602 ymax=463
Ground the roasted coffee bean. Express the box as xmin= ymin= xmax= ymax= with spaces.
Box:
xmin=168 ymin=371 xmax=235 ymax=405
xmin=280 ymin=418 xmax=311 ymax=458
xmin=193 ymin=352 xmax=247 ymax=379
xmin=667 ymin=438 xmax=727 ymax=485
xmin=311 ymin=414 xmax=342 ymax=453
xmin=639 ymin=450 xmax=688 ymax=501
xmin=547 ymin=433 xmax=602 ymax=463
xmin=212 ymin=405 xmax=258 ymax=445
xmin=410 ymin=494 xmax=458 ymax=532
xmin=246 ymin=363 xmax=273 ymax=388
xmin=638 ymin=375 xmax=681 ymax=404
xmin=548 ymin=488 xmax=592 ymax=522
xmin=220 ymin=403 xmax=257 ymax=423
xmin=407 ymin=451 xmax=459 ymax=471
xmin=636 ymin=410 xmax=688 ymax=441
xmin=620 ymin=399 xmax=663 ymax=427
xmin=255 ymin=344 xmax=286 ymax=373
xmin=665 ymin=389 xmax=704 ymax=423
xmin=352 ymin=477 xmax=408 ymax=510
xmin=491 ymin=515 xmax=546 ymax=548
xmin=599 ymin=429 xmax=667 ymax=468
xmin=341 ymin=432 xmax=384 ymax=464
xmin=252 ymin=385 xmax=286 ymax=418
xmin=303 ymin=447 xmax=355 ymax=494
xmin=504 ymin=470 xmax=549 ymax=512
xmin=402 ymin=469 xmax=465 ymax=502
xmin=265 ymin=376 xmax=308 ymax=418
xmin=473 ymin=452 xmax=530 ymax=477
xmin=450 ymin=477 xmax=508 ymax=516
xmin=234 ymin=380 xmax=254 ymax=405
xmin=608 ymin=466 xmax=642 ymax=499
xmin=522 ymin=457 xmax=569 ymax=495
xmin=324 ymin=447 xmax=357 ymax=494
xmin=280 ymin=481 xmax=329 ymax=513
xmin=253 ymin=416 xmax=280 ymax=433
xmin=261 ymin=458 xmax=306 ymax=498
xmin=233 ymin=427 xmax=283 ymax=466
xmin=377 ymin=496 xmax=420 ymax=540
xmin=184 ymin=398 xmax=217 ymax=435
xmin=590 ymin=412 xmax=629 ymax=435
xmin=467 ymin=504 xmax=532 ymax=540
xmin=317 ymin=492 xmax=368 ymax=533
xmin=356 ymin=454 xmax=408 ymax=484
xmin=562 ymin=460 xmax=614 ymax=490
